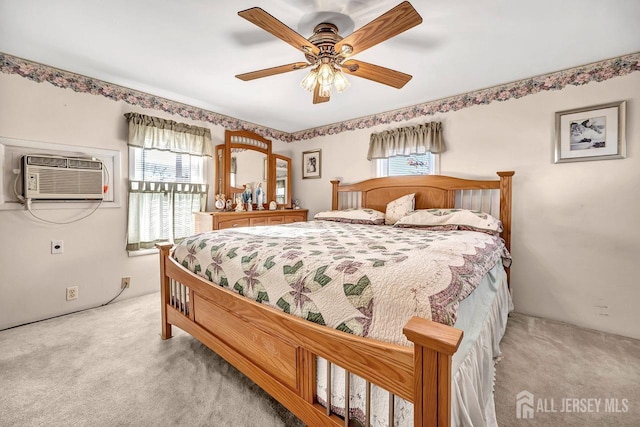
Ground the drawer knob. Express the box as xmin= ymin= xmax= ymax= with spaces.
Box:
xmin=232 ymin=223 xmax=239 ymax=227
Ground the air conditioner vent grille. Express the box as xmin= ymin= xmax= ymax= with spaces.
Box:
xmin=35 ymin=168 xmax=103 ymax=195
xmin=68 ymin=159 xmax=102 ymax=170
xmin=22 ymin=155 xmax=104 ymax=200
xmin=27 ymin=156 xmax=67 ymax=168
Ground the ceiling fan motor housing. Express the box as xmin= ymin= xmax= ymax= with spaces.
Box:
xmin=306 ymin=23 xmax=343 ymax=62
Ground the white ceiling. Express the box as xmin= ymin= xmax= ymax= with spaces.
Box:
xmin=1 ymin=0 xmax=639 ymax=133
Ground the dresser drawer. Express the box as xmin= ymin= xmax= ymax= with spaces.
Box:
xmin=250 ymin=217 xmax=268 ymax=226
xmin=268 ymin=216 xmax=284 ymax=225
xmin=218 ymin=218 xmax=250 ymax=230
xmin=284 ymin=214 xmax=305 ymax=224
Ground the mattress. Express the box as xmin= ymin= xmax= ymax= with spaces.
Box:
xmin=172 ymin=221 xmax=510 ymax=346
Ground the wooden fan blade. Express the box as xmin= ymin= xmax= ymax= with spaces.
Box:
xmin=238 ymin=7 xmax=319 ymax=56
xmin=236 ymin=62 xmax=310 ymax=81
xmin=313 ymin=83 xmax=330 ymax=104
xmin=335 ymin=1 xmax=422 ymax=57
xmin=341 ymin=59 xmax=412 ymax=88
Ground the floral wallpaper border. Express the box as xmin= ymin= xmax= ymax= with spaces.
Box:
xmin=2 ymin=51 xmax=639 ymax=143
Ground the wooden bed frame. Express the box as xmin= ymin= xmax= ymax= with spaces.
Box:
xmin=157 ymin=171 xmax=514 ymax=427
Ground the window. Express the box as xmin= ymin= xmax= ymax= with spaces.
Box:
xmin=124 ymin=112 xmax=212 ymax=253
xmin=368 ymin=122 xmax=444 ymax=177
xmin=130 ymin=147 xmax=204 ymax=184
xmin=127 ymin=147 xmax=207 ymax=252
xmin=376 ymin=153 xmax=438 ymax=177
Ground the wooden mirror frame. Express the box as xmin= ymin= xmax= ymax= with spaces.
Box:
xmin=224 ymin=130 xmax=271 ymax=206
xmin=272 ymin=154 xmax=292 ymax=209
xmin=219 ymin=130 xmax=295 ymax=209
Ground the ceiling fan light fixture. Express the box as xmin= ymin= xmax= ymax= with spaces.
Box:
xmin=317 ymin=63 xmax=335 ymax=86
xmin=300 ymin=68 xmax=318 ymax=92
xmin=318 ymin=83 xmax=332 ymax=98
xmin=333 ymin=69 xmax=350 ymax=93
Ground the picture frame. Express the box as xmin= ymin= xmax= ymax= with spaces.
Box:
xmin=302 ymin=149 xmax=321 ymax=179
xmin=554 ymin=101 xmax=626 ymax=163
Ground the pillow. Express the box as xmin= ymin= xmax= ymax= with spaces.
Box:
xmin=394 ymin=208 xmax=503 ymax=234
xmin=314 ymin=208 xmax=385 ymax=225
xmin=385 ymin=193 xmax=415 ymax=225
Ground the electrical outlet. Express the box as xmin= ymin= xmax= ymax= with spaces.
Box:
xmin=121 ymin=276 xmax=131 ymax=289
xmin=51 ymin=240 xmax=64 ymax=254
xmin=66 ymin=286 xmax=78 ymax=301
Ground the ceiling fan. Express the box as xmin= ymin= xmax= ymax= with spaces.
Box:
xmin=235 ymin=1 xmax=423 ymax=104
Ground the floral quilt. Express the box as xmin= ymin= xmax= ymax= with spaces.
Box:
xmin=172 ymin=221 xmax=510 ymax=346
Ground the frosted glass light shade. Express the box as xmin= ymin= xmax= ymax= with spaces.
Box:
xmin=317 ymin=63 xmax=335 ymax=86
xmin=333 ymin=70 xmax=350 ymax=93
xmin=318 ymin=84 xmax=331 ymax=98
xmin=300 ymin=69 xmax=318 ymax=92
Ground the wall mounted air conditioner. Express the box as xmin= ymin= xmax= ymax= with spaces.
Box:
xmin=22 ymin=155 xmax=104 ymax=200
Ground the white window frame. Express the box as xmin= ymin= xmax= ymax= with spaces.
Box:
xmin=128 ymin=147 xmax=207 ymax=185
xmin=374 ymin=152 xmax=440 ymax=178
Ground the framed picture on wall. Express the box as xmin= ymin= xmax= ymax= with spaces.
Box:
xmin=554 ymin=101 xmax=626 ymax=163
xmin=302 ymin=149 xmax=321 ymax=179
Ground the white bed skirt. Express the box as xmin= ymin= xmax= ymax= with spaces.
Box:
xmin=316 ymin=262 xmax=513 ymax=427
xmin=451 ymin=263 xmax=512 ymax=426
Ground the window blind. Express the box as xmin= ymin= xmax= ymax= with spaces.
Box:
xmin=388 ymin=154 xmax=431 ymax=176
xmin=130 ymin=147 xmax=204 ymax=183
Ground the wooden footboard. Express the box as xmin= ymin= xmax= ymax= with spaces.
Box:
xmin=158 ymin=243 xmax=462 ymax=427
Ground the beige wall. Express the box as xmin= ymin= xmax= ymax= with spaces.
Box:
xmin=288 ymin=73 xmax=640 ymax=340
xmin=1 ymin=70 xmax=638 ymax=340
xmin=0 ymin=73 xmax=206 ymax=329
xmin=0 ymin=73 xmax=290 ymax=329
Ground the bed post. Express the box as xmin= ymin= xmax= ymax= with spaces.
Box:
xmin=157 ymin=243 xmax=174 ymax=340
xmin=496 ymin=171 xmax=514 ymax=253
xmin=404 ymin=317 xmax=463 ymax=427
xmin=497 ymin=171 xmax=514 ymax=287
xmin=330 ymin=180 xmax=340 ymax=210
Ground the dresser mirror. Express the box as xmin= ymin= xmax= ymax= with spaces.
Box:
xmin=273 ymin=154 xmax=291 ymax=208
xmin=231 ymin=148 xmax=268 ymax=193
xmin=216 ymin=130 xmax=292 ymax=209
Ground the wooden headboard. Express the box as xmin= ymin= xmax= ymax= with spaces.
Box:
xmin=330 ymin=171 xmax=514 ymax=252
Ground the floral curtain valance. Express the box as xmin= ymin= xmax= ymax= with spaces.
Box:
xmin=367 ymin=122 xmax=445 ymax=160
xmin=124 ymin=112 xmax=213 ymax=157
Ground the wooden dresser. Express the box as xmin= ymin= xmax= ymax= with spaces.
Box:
xmin=194 ymin=209 xmax=308 ymax=233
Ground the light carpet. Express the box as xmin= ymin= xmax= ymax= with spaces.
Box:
xmin=1 ymin=293 xmax=638 ymax=426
